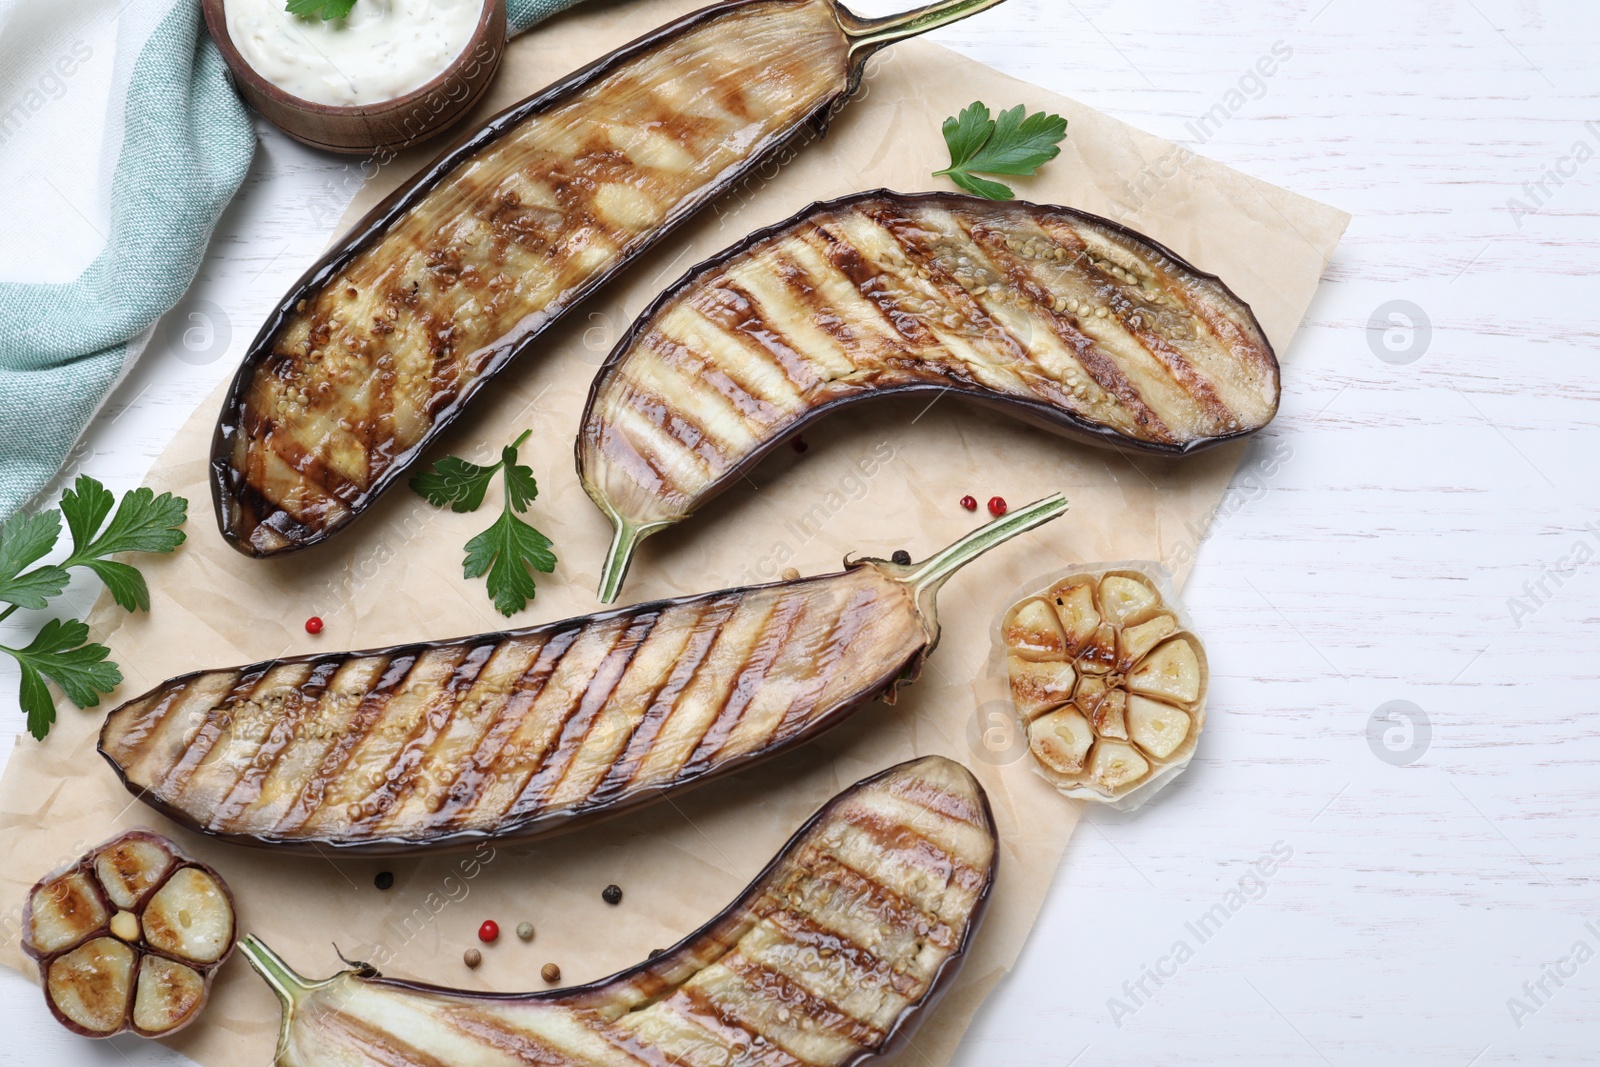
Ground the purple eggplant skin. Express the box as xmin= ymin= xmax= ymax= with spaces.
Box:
xmin=97 ymin=496 xmax=1067 ymax=857
xmin=211 ymin=0 xmax=1012 ymax=559
xmin=578 ymin=190 xmax=1279 ymax=602
xmin=240 ymin=755 xmax=997 ymax=1067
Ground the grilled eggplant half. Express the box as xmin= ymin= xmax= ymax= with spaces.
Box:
xmin=100 ymin=495 xmax=1064 ymax=854
xmin=211 ymin=0 xmax=1011 ymax=558
xmin=580 ymin=190 xmax=1278 ymax=601
xmin=240 ymin=755 xmax=995 ymax=1067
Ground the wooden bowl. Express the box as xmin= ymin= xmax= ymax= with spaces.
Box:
xmin=201 ymin=0 xmax=507 ymax=155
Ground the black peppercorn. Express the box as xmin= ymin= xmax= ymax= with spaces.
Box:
xmin=891 ymin=550 xmax=911 ymax=565
xmin=374 ymin=871 xmax=394 ymax=891
xmin=602 ymin=884 xmax=623 ymax=905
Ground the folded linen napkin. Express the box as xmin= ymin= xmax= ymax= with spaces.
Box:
xmin=0 ymin=0 xmax=586 ymax=521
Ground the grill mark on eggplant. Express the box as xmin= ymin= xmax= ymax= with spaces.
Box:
xmin=273 ymin=653 xmax=410 ymax=835
xmin=696 ymin=281 xmax=826 ymax=395
xmin=102 ymin=679 xmax=203 ymax=764
xmin=787 ymin=846 xmax=959 ymax=952
xmin=319 ymin=1010 xmax=459 ymax=1067
xmin=215 ymin=0 xmax=876 ymax=556
xmin=683 ymin=592 xmax=809 ymax=773
xmin=836 ymin=807 xmax=987 ymax=897
xmin=757 ymin=909 xmax=919 ymax=1007
xmin=663 ymin=987 xmax=810 ymax=1067
xmin=212 ymin=659 xmax=341 ymax=826
xmin=466 ymin=619 xmax=638 ymax=824
xmin=857 ymin=205 xmax=1041 ymax=380
xmin=587 ymin=595 xmax=741 ymax=807
xmin=104 ymin=500 xmax=1066 ymax=852
xmin=723 ymin=953 xmax=889 ymax=1050
xmin=428 ymin=629 xmax=578 ymax=831
xmin=241 ymin=758 xmax=997 ymax=1065
xmin=354 ymin=642 xmax=496 ymax=833
xmin=771 ymin=586 xmax=879 ymax=743
xmin=582 ymin=195 xmax=1274 ymax=601
xmin=155 ymin=667 xmax=270 ymax=798
xmin=432 ymin=1005 xmax=601 ymax=1067
xmin=1039 ymin=223 xmax=1231 ymax=426
xmin=511 ymin=612 xmax=661 ymax=816
xmin=944 ymin=215 xmax=1148 ymax=412
xmin=642 ymin=331 xmax=779 ymax=431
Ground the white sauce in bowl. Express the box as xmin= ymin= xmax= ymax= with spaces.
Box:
xmin=225 ymin=0 xmax=482 ymax=107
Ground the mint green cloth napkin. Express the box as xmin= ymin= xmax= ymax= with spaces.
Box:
xmin=0 ymin=0 xmax=586 ymax=521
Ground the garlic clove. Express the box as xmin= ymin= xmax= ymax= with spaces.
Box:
xmin=1117 ymin=613 xmax=1177 ymax=672
xmin=48 ymin=938 xmax=135 ymax=1035
xmin=1078 ymin=622 xmax=1118 ymax=674
xmin=1128 ymin=696 xmax=1191 ymax=760
xmin=132 ymin=956 xmax=207 ymax=1036
xmin=1128 ymin=637 xmax=1203 ymax=705
xmin=28 ymin=872 xmax=108 ymax=956
xmin=142 ymin=868 xmax=234 ymax=965
xmin=1098 ymin=575 xmax=1161 ymax=626
xmin=1029 ymin=708 xmax=1094 ymax=775
xmin=95 ymin=837 xmax=174 ymax=910
xmin=1048 ymin=580 xmax=1100 ymax=653
xmin=1007 ymin=656 xmax=1077 ymax=721
xmin=1087 ymin=741 xmax=1150 ymax=793
xmin=1002 ymin=599 xmax=1067 ymax=659
xmin=1092 ymin=689 xmax=1129 ymax=741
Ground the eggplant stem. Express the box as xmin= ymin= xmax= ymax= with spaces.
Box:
xmin=838 ymin=0 xmax=1012 ymax=56
xmin=903 ymin=493 xmax=1068 ymax=600
xmin=597 ymin=517 xmax=668 ymax=605
xmin=240 ymin=934 xmax=321 ymax=1008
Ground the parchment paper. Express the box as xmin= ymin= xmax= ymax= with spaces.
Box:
xmin=0 ymin=2 xmax=1349 ymax=1063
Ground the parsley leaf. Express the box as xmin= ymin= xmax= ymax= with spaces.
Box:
xmin=935 ymin=101 xmax=1069 ymax=201
xmin=0 ymin=511 xmax=67 ymax=609
xmin=410 ymin=430 xmax=533 ymax=513
xmin=0 ymin=476 xmax=189 ymax=738
xmin=286 ymin=0 xmax=357 ymax=21
xmin=414 ymin=430 xmax=557 ymax=616
xmin=6 ymin=619 xmax=122 ymax=741
xmin=410 ymin=457 xmax=502 ymax=513
xmin=463 ymin=510 xmax=557 ymax=617
xmin=59 ymin=478 xmax=188 ymax=613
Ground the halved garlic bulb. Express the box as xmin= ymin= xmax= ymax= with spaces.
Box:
xmin=1002 ymin=566 xmax=1207 ymax=805
xmin=21 ymin=830 xmax=238 ymax=1039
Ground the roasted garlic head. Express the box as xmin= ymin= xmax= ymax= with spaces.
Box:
xmin=1003 ymin=566 xmax=1207 ymax=806
xmin=21 ymin=830 xmax=237 ymax=1039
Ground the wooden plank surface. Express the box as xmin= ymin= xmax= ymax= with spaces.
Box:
xmin=2 ymin=1 xmax=1595 ymax=1063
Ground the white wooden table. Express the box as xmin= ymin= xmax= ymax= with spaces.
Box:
xmin=4 ymin=0 xmax=1596 ymax=1062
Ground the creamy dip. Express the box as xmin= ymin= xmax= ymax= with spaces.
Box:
xmin=225 ymin=0 xmax=481 ymax=107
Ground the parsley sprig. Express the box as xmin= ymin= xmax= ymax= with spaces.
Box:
xmin=286 ymin=0 xmax=357 ymax=21
xmin=0 ymin=477 xmax=188 ymax=740
xmin=410 ymin=431 xmax=557 ymax=617
xmin=934 ymin=101 xmax=1069 ymax=201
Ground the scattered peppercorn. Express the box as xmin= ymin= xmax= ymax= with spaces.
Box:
xmin=987 ymin=496 xmax=1008 ymax=517
xmin=463 ymin=948 xmax=482 ymax=969
xmin=516 ymin=922 xmax=535 ymax=942
xmin=792 ymin=437 xmax=808 ymax=453
xmin=541 ymin=963 xmax=561 ymax=983
xmin=648 ymin=948 xmax=664 ymax=958
xmin=374 ymin=871 xmax=394 ymax=891
xmin=891 ymin=550 xmax=911 ymax=566
xmin=478 ymin=920 xmax=499 ymax=943
xmin=305 ymin=616 xmax=324 ymax=635
xmin=960 ymin=495 xmax=978 ymax=512
xmin=602 ymin=884 xmax=623 ymax=905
